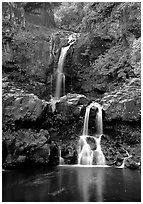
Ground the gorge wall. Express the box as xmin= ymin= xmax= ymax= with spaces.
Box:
xmin=2 ymin=18 xmax=141 ymax=169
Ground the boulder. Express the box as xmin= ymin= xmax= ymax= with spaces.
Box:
xmin=2 ymin=129 xmax=51 ymax=168
xmin=101 ymin=79 xmax=141 ymax=121
xmin=55 ymin=93 xmax=89 ymax=120
xmin=2 ymin=86 xmax=52 ymax=129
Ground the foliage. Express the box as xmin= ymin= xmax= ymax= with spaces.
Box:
xmin=80 ymin=41 xmax=138 ymax=93
xmin=2 ymin=2 xmax=59 ymax=83
xmin=2 ymin=2 xmax=26 ymax=31
xmin=81 ymin=2 xmax=141 ymax=41
xmin=2 ymin=2 xmax=141 ymax=95
xmin=10 ymin=25 xmax=53 ymax=83
xmin=54 ymin=2 xmax=141 ymax=41
xmin=66 ymin=2 xmax=141 ymax=94
xmin=54 ymin=2 xmax=84 ymax=31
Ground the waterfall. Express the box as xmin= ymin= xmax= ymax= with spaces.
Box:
xmin=117 ymin=150 xmax=132 ymax=168
xmin=82 ymin=106 xmax=91 ymax=136
xmin=78 ymin=102 xmax=106 ymax=166
xmin=50 ymin=35 xmax=76 ymax=112
xmin=55 ymin=34 xmax=76 ymax=100
xmin=55 ymin=45 xmax=70 ymax=100
xmin=94 ymin=135 xmax=106 ymax=165
xmin=96 ymin=104 xmax=103 ymax=135
xmin=59 ymin=148 xmax=65 ymax=165
xmin=78 ymin=136 xmax=93 ymax=165
xmin=50 ymin=46 xmax=69 ymax=112
xmin=63 ymin=74 xmax=65 ymax=96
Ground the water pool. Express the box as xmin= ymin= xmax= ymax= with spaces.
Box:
xmin=2 ymin=165 xmax=141 ymax=202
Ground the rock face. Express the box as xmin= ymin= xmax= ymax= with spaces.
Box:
xmin=2 ymin=84 xmax=57 ymax=168
xmin=44 ymin=93 xmax=90 ymax=165
xmin=2 ymin=24 xmax=75 ymax=101
xmin=2 ymin=129 xmax=52 ymax=168
xmin=2 ymin=81 xmax=141 ymax=169
xmin=2 ymin=91 xmax=90 ymax=168
xmin=101 ymin=79 xmax=141 ymax=122
xmin=55 ymin=93 xmax=89 ymax=119
xmin=130 ymin=38 xmax=141 ymax=77
xmin=2 ymin=88 xmax=51 ymax=130
xmin=72 ymin=33 xmax=111 ymax=67
xmin=2 ymin=10 xmax=141 ymax=170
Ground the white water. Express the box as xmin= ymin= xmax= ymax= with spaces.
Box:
xmin=50 ymin=36 xmax=76 ymax=112
xmin=50 ymin=46 xmax=70 ymax=112
xmin=78 ymin=102 xmax=106 ymax=166
xmin=117 ymin=150 xmax=132 ymax=168
xmin=95 ymin=104 xmax=103 ymax=135
xmin=94 ymin=135 xmax=106 ymax=165
xmin=82 ymin=106 xmax=91 ymax=136
xmin=78 ymin=136 xmax=93 ymax=165
xmin=59 ymin=148 xmax=65 ymax=165
xmin=55 ymin=45 xmax=70 ymax=100
xmin=63 ymin=74 xmax=65 ymax=96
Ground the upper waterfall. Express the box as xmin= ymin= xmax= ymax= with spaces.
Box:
xmin=54 ymin=34 xmax=76 ymax=100
xmin=55 ymin=45 xmax=71 ymax=100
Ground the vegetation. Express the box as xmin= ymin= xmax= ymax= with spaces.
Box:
xmin=2 ymin=2 xmax=141 ymax=170
xmin=2 ymin=2 xmax=141 ymax=93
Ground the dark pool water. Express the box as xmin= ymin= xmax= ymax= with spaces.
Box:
xmin=2 ymin=165 xmax=141 ymax=202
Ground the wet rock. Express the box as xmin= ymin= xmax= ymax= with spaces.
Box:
xmin=60 ymin=142 xmax=77 ymax=165
xmin=48 ymin=141 xmax=59 ymax=165
xmin=124 ymin=158 xmax=140 ymax=169
xmin=16 ymin=155 xmax=27 ymax=163
xmin=55 ymin=93 xmax=89 ymax=120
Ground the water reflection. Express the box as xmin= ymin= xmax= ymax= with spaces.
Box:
xmin=76 ymin=167 xmax=105 ymax=202
xmin=95 ymin=168 xmax=105 ymax=202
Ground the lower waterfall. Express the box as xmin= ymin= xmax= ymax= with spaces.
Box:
xmin=78 ymin=102 xmax=106 ymax=166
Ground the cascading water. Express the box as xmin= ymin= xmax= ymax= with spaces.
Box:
xmin=117 ymin=150 xmax=132 ymax=168
xmin=78 ymin=136 xmax=93 ymax=165
xmin=50 ymin=35 xmax=76 ymax=112
xmin=78 ymin=102 xmax=106 ymax=166
xmin=55 ymin=35 xmax=76 ymax=100
xmin=95 ymin=103 xmax=103 ymax=135
xmin=82 ymin=105 xmax=91 ymax=136
xmin=93 ymin=135 xmax=106 ymax=165
xmin=59 ymin=147 xmax=65 ymax=165
xmin=55 ymin=45 xmax=70 ymax=100
xmin=62 ymin=74 xmax=65 ymax=96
